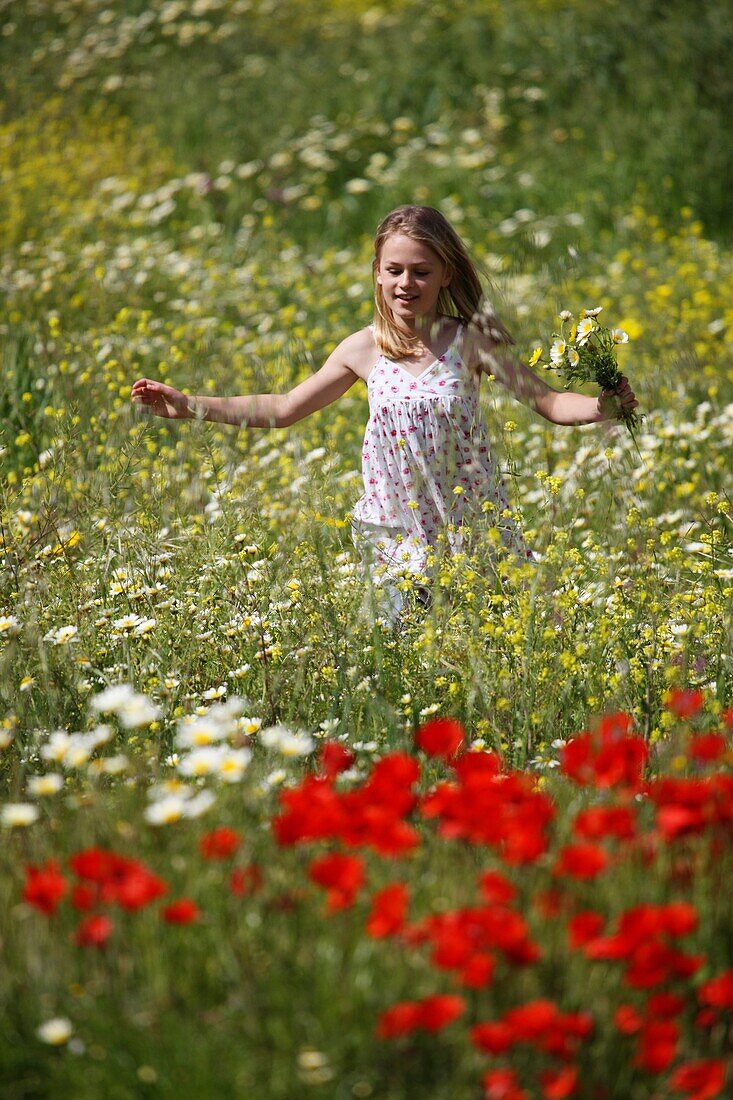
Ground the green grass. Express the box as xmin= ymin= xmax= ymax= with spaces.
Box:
xmin=0 ymin=0 xmax=732 ymax=1095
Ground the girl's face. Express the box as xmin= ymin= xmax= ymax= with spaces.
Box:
xmin=376 ymin=233 xmax=452 ymax=327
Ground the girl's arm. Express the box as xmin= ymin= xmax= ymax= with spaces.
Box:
xmin=470 ymin=332 xmax=638 ymax=426
xmin=131 ymin=335 xmax=364 ymax=428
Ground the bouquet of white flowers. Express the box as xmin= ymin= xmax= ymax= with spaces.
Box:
xmin=529 ymin=307 xmax=643 ymax=434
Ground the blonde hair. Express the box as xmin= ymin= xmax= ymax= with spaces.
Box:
xmin=372 ymin=205 xmax=514 ymax=360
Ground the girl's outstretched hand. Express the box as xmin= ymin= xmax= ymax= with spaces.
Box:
xmin=131 ymin=379 xmax=192 ymax=420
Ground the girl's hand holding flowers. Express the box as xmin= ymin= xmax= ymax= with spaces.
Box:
xmin=530 ymin=307 xmax=641 ymax=434
xmin=598 ymin=374 xmax=638 ymax=423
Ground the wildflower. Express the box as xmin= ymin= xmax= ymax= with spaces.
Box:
xmin=318 ymin=741 xmax=356 ymax=777
xmin=23 ymin=861 xmax=68 ymax=914
xmin=366 ymin=883 xmax=409 ymax=938
xmin=572 ymin=805 xmax=636 ymax=841
xmin=555 ymin=842 xmax=609 ymax=879
xmin=482 ymin=1067 xmax=528 ymax=1099
xmin=144 ymin=794 xmax=188 ymax=825
xmin=308 ymin=852 xmax=365 ymax=912
xmin=260 ymin=724 xmax=314 ymax=757
xmin=560 ymin=712 xmax=647 ymax=791
xmin=550 ymin=339 xmax=566 ymax=365
xmin=230 ymin=863 xmax=263 ymax=897
xmin=576 ymin=317 xmax=596 ymax=344
xmin=202 ymin=685 xmax=227 ymax=701
xmin=0 ymin=614 xmax=21 ymax=636
xmin=36 ymin=1018 xmax=73 ymax=1045
xmin=415 ymin=716 xmax=465 ymax=760
xmin=478 ymin=871 xmax=517 ymax=906
xmin=2 ymin=803 xmax=39 ymax=827
xmin=162 ymin=898 xmax=200 ymax=924
xmin=664 ymin=688 xmax=704 ymax=718
xmin=670 ymin=1059 xmax=727 ymax=1099
xmin=612 ymin=328 xmax=629 ymax=343
xmin=178 ymin=745 xmax=226 ymax=777
xmin=540 ymin=1066 xmax=579 ymax=1099
xmin=376 ymin=1001 xmax=422 ymax=1039
xmin=27 ymin=774 xmax=64 ymax=797
xmin=698 ymin=968 xmax=733 ymax=1010
xmin=567 ymin=910 xmax=605 ymax=949
xmin=74 ymin=914 xmax=113 ymax=948
xmin=689 ymin=733 xmax=726 ymax=762
xmin=633 ymin=1019 xmax=679 ymax=1073
xmin=43 ymin=625 xmax=78 ymax=645
xmin=90 ymin=684 xmax=161 ymax=728
xmin=199 ymin=827 xmax=242 ymax=860
xmin=418 ymin=994 xmax=466 ymax=1032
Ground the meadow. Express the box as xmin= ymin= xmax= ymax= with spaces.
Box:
xmin=1 ymin=1 xmax=732 ymax=1096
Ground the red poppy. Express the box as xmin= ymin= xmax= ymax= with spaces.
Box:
xmin=554 ymin=843 xmax=609 ymax=879
xmin=503 ymin=998 xmax=560 ymax=1040
xmin=376 ymin=1000 xmax=422 ymax=1039
xmin=23 ymin=861 xmax=68 ymax=915
xmin=71 ymin=882 xmax=98 ymax=912
xmin=415 ymin=717 xmax=465 ymax=759
xmin=482 ymin=1067 xmax=528 ymax=1100
xmin=540 ymin=1066 xmax=579 ymax=1099
xmin=74 ymin=913 xmax=113 ymax=948
xmin=112 ymin=863 xmax=167 ymax=911
xmin=560 ymin=713 xmax=647 ymax=792
xmin=633 ymin=1019 xmax=678 ymax=1073
xmin=670 ymin=1059 xmax=727 ymax=1099
xmin=70 ymin=847 xmax=127 ymax=883
xmin=472 ymin=1021 xmax=514 ymax=1055
xmin=199 ymin=827 xmax=242 ymax=860
xmin=229 ymin=862 xmax=263 ymax=897
xmin=614 ymin=1004 xmax=643 ymax=1035
xmin=460 ymin=952 xmax=496 ymax=989
xmin=660 ymin=901 xmax=699 ymax=937
xmin=647 ymin=992 xmax=685 ymax=1018
xmin=573 ymin=805 xmax=636 ymax=841
xmin=665 ymin=689 xmax=704 ymax=719
xmin=535 ymin=888 xmax=564 ymax=918
xmin=688 ymin=734 xmax=726 ymax=763
xmin=366 ymin=883 xmax=409 ymax=938
xmin=567 ymin=910 xmax=605 ymax=949
xmin=697 ymin=968 xmax=733 ymax=1009
xmin=272 ymin=776 xmax=347 ymax=845
xmin=308 ymin=852 xmax=365 ymax=912
xmin=478 ymin=870 xmax=517 ymax=906
xmin=161 ymin=898 xmax=200 ymax=924
xmin=418 ymin=993 xmax=465 ymax=1032
xmin=318 ymin=741 xmax=356 ymax=778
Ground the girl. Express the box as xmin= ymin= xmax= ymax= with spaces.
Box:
xmin=131 ymin=205 xmax=637 ymax=617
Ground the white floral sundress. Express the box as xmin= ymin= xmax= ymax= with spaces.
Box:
xmin=351 ymin=322 xmax=531 ymax=598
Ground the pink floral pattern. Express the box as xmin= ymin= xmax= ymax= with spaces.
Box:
xmin=351 ymin=324 xmax=532 ymax=586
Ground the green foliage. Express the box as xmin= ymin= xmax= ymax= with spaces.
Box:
xmin=0 ymin=1 xmax=732 ymax=1094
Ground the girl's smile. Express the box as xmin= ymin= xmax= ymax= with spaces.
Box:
xmin=376 ymin=233 xmax=452 ymax=331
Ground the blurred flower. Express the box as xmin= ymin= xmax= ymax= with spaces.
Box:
xmin=37 ymin=1018 xmax=73 ymax=1045
xmin=2 ymin=803 xmax=39 ymax=827
xmin=162 ymin=898 xmax=200 ymax=924
xmin=23 ymin=860 xmax=68 ymax=913
xmin=28 ymin=774 xmax=64 ymax=797
xmin=199 ymin=826 xmax=242 ymax=860
xmin=90 ymin=684 xmax=161 ymax=728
